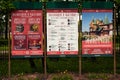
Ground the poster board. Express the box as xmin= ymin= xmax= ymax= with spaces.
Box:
xmin=47 ymin=9 xmax=79 ymax=55
xmin=11 ymin=10 xmax=43 ymax=56
xmin=82 ymin=9 xmax=113 ymax=56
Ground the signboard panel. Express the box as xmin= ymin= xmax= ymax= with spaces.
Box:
xmin=11 ymin=10 xmax=43 ymax=56
xmin=82 ymin=9 xmax=113 ymax=55
xmin=47 ymin=9 xmax=79 ymax=55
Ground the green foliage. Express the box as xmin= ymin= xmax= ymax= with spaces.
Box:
xmin=51 ymin=73 xmax=73 ymax=80
xmin=115 ymin=0 xmax=120 ymax=5
xmin=0 ymin=39 xmax=8 ymax=46
xmin=87 ymin=73 xmax=112 ymax=80
xmin=47 ymin=58 xmax=78 ymax=73
xmin=0 ymin=0 xmax=15 ymax=14
xmin=0 ymin=0 xmax=15 ymax=39
xmin=1 ymin=56 xmax=120 ymax=79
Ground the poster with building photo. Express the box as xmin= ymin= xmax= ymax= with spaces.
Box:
xmin=82 ymin=9 xmax=113 ymax=55
xmin=47 ymin=9 xmax=79 ymax=55
xmin=11 ymin=10 xmax=43 ymax=56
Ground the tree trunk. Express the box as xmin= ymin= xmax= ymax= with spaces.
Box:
xmin=5 ymin=14 xmax=8 ymax=39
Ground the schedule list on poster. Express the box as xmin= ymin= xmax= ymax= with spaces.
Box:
xmin=47 ymin=10 xmax=79 ymax=55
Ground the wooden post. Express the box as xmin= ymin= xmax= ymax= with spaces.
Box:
xmin=43 ymin=2 xmax=47 ymax=79
xmin=78 ymin=3 xmax=82 ymax=79
xmin=8 ymin=14 xmax=11 ymax=80
xmin=113 ymin=3 xmax=116 ymax=76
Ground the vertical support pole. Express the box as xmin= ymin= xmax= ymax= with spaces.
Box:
xmin=43 ymin=2 xmax=47 ymax=79
xmin=113 ymin=3 xmax=116 ymax=76
xmin=8 ymin=14 xmax=11 ymax=80
xmin=78 ymin=2 xmax=82 ymax=79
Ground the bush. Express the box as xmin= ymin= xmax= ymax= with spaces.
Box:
xmin=51 ymin=73 xmax=73 ymax=80
xmin=87 ymin=73 xmax=112 ymax=80
xmin=0 ymin=39 xmax=8 ymax=46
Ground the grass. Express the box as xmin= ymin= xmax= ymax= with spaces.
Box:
xmin=11 ymin=59 xmax=44 ymax=74
xmin=86 ymin=73 xmax=112 ymax=80
xmin=51 ymin=73 xmax=73 ymax=80
xmin=47 ymin=57 xmax=79 ymax=73
xmin=0 ymin=46 xmax=8 ymax=51
xmin=0 ymin=37 xmax=120 ymax=79
xmin=0 ymin=54 xmax=120 ymax=79
xmin=83 ymin=57 xmax=116 ymax=73
xmin=0 ymin=56 xmax=120 ymax=75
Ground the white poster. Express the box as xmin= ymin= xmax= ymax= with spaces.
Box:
xmin=47 ymin=9 xmax=79 ymax=55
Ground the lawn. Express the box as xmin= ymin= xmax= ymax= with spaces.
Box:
xmin=1 ymin=56 xmax=120 ymax=79
xmin=0 ymin=36 xmax=120 ymax=79
xmin=0 ymin=55 xmax=120 ymax=76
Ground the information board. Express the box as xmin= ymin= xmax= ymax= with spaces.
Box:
xmin=11 ymin=10 xmax=43 ymax=56
xmin=82 ymin=9 xmax=113 ymax=55
xmin=47 ymin=9 xmax=79 ymax=55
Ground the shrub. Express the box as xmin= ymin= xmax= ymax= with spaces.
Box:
xmin=51 ymin=73 xmax=73 ymax=80
xmin=0 ymin=39 xmax=8 ymax=46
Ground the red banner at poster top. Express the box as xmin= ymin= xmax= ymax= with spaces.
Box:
xmin=11 ymin=10 xmax=43 ymax=56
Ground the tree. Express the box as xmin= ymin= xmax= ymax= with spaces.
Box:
xmin=0 ymin=0 xmax=15 ymax=39
xmin=114 ymin=0 xmax=120 ymax=36
xmin=115 ymin=0 xmax=120 ymax=4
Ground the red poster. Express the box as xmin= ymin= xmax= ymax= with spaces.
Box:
xmin=82 ymin=9 xmax=113 ymax=55
xmin=11 ymin=10 xmax=43 ymax=56
xmin=28 ymin=34 xmax=42 ymax=55
xmin=13 ymin=35 xmax=27 ymax=50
